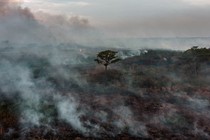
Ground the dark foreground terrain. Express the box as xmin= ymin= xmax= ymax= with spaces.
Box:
xmin=0 ymin=45 xmax=210 ymax=139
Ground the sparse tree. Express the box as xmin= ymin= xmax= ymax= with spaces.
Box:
xmin=95 ymin=50 xmax=121 ymax=70
xmin=183 ymin=46 xmax=210 ymax=76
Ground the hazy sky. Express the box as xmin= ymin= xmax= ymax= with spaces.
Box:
xmin=8 ymin=0 xmax=210 ymax=37
xmin=20 ymin=0 xmax=210 ymax=37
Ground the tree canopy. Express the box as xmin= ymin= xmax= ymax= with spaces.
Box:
xmin=95 ymin=50 xmax=121 ymax=70
xmin=182 ymin=46 xmax=210 ymax=75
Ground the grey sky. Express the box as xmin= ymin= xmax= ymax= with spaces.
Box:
xmin=19 ymin=0 xmax=210 ymax=37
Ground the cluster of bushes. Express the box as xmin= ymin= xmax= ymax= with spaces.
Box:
xmin=91 ymin=47 xmax=210 ymax=91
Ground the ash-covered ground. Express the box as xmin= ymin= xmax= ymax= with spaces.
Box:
xmin=0 ymin=44 xmax=210 ymax=140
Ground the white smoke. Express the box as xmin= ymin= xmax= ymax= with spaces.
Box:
xmin=0 ymin=0 xmax=101 ymax=46
xmin=0 ymin=60 xmax=42 ymax=126
xmin=117 ymin=49 xmax=147 ymax=59
xmin=56 ymin=95 xmax=86 ymax=133
xmin=113 ymin=106 xmax=148 ymax=137
xmin=1 ymin=1 xmax=210 ymax=139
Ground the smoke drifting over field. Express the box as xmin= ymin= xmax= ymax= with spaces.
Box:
xmin=0 ymin=45 xmax=150 ymax=138
xmin=0 ymin=1 xmax=210 ymax=139
xmin=1 ymin=44 xmax=210 ymax=139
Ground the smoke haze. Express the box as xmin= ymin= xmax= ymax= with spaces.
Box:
xmin=0 ymin=0 xmax=210 ymax=139
xmin=1 ymin=0 xmax=210 ymax=49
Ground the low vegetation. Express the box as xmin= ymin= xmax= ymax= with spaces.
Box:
xmin=0 ymin=46 xmax=210 ymax=139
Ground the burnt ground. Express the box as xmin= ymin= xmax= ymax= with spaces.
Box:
xmin=1 ymin=84 xmax=210 ymax=139
xmin=0 ymin=48 xmax=210 ymax=139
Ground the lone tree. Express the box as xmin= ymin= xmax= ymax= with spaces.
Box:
xmin=95 ymin=50 xmax=121 ymax=70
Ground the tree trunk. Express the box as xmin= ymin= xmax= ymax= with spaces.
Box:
xmin=105 ymin=65 xmax=108 ymax=71
xmin=195 ymin=62 xmax=200 ymax=76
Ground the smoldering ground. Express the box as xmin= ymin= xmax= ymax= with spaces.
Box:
xmin=1 ymin=43 xmax=210 ymax=139
xmin=0 ymin=44 xmax=149 ymax=138
xmin=1 ymin=0 xmax=210 ymax=139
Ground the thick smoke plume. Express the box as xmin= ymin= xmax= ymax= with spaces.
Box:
xmin=0 ymin=0 xmax=99 ymax=46
xmin=0 ymin=0 xmax=49 ymax=44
